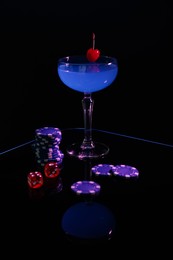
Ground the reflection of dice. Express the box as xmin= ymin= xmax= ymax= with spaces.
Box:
xmin=44 ymin=161 xmax=61 ymax=178
xmin=79 ymin=65 xmax=87 ymax=72
xmin=87 ymin=65 xmax=100 ymax=73
xmin=27 ymin=171 xmax=43 ymax=189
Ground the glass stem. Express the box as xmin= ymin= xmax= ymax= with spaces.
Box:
xmin=80 ymin=93 xmax=95 ymax=150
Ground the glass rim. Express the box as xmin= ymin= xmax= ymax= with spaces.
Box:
xmin=58 ymin=55 xmax=118 ymax=65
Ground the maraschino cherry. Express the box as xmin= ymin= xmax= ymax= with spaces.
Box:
xmin=86 ymin=33 xmax=100 ymax=62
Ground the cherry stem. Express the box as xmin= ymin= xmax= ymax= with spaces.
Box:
xmin=92 ymin=32 xmax=95 ymax=49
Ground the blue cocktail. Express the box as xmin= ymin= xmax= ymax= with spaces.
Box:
xmin=58 ymin=56 xmax=118 ymax=93
xmin=57 ymin=55 xmax=118 ymax=159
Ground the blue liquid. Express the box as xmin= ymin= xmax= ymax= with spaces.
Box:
xmin=58 ymin=63 xmax=118 ymax=93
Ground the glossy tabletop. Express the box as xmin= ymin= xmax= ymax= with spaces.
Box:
xmin=0 ymin=128 xmax=172 ymax=255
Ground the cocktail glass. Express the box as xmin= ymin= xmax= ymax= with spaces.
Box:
xmin=57 ymin=55 xmax=118 ymax=159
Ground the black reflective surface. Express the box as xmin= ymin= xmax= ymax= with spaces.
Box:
xmin=0 ymin=128 xmax=172 ymax=255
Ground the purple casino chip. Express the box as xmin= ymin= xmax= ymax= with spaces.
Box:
xmin=91 ymin=164 xmax=114 ymax=176
xmin=111 ymin=164 xmax=139 ymax=178
xmin=35 ymin=126 xmax=62 ymax=139
xmin=71 ymin=181 xmax=101 ymax=195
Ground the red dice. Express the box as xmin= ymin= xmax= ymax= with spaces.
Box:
xmin=27 ymin=171 xmax=43 ymax=189
xmin=44 ymin=161 xmax=61 ymax=178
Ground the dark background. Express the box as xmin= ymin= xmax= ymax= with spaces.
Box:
xmin=0 ymin=0 xmax=172 ymax=151
xmin=0 ymin=2 xmax=172 ymax=255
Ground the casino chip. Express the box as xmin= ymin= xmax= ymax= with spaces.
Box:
xmin=34 ymin=126 xmax=64 ymax=167
xmin=71 ymin=181 xmax=101 ymax=195
xmin=35 ymin=126 xmax=62 ymax=139
xmin=111 ymin=164 xmax=139 ymax=178
xmin=91 ymin=163 xmax=114 ymax=176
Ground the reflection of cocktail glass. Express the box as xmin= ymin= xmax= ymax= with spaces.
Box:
xmin=58 ymin=55 xmax=118 ymax=159
xmin=61 ymin=201 xmax=116 ymax=243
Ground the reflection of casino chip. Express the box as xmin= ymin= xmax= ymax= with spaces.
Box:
xmin=91 ymin=164 xmax=114 ymax=176
xmin=71 ymin=181 xmax=101 ymax=195
xmin=111 ymin=164 xmax=139 ymax=178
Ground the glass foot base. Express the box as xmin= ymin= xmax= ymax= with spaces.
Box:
xmin=66 ymin=142 xmax=109 ymax=160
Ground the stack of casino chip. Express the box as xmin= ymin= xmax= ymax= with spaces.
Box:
xmin=34 ymin=126 xmax=64 ymax=167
